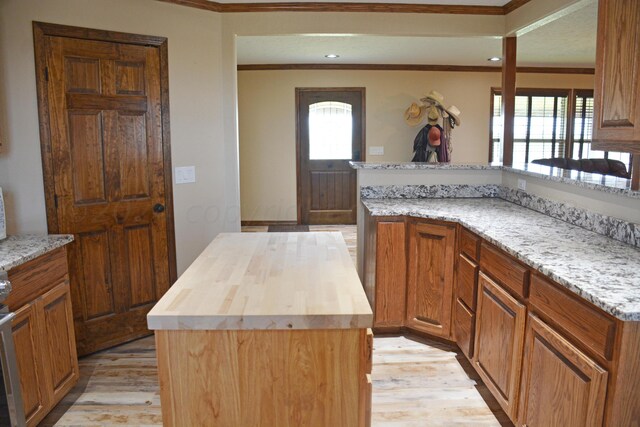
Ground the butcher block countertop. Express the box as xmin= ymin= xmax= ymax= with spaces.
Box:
xmin=147 ymin=232 xmax=373 ymax=331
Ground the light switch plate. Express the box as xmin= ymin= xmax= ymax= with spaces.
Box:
xmin=175 ymin=166 xmax=196 ymax=184
xmin=369 ymin=146 xmax=384 ymax=156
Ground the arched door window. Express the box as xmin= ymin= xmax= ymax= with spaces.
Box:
xmin=308 ymin=101 xmax=353 ymax=160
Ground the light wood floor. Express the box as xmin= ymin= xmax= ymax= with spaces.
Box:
xmin=41 ymin=225 xmax=510 ymax=426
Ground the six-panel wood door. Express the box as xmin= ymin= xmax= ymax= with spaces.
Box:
xmin=517 ymin=314 xmax=608 ymax=427
xmin=592 ymin=0 xmax=640 ymax=152
xmin=473 ymin=272 xmax=526 ymax=422
xmin=405 ymin=221 xmax=456 ymax=338
xmin=12 ymin=302 xmax=49 ymax=426
xmin=297 ymin=88 xmax=365 ymax=225
xmin=43 ymin=34 xmax=172 ymax=355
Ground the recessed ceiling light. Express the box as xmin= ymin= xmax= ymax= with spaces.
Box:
xmin=325 ymin=54 xmax=340 ymax=59
xmin=488 ymin=57 xmax=502 ymax=62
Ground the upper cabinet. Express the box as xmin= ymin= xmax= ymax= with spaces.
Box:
xmin=592 ymin=0 xmax=640 ymax=152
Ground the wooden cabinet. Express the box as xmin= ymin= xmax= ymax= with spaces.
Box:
xmin=592 ymin=0 xmax=640 ymax=153
xmin=40 ymin=282 xmax=80 ymax=406
xmin=12 ymin=302 xmax=49 ymax=425
xmin=518 ymin=315 xmax=608 ymax=427
xmin=373 ymin=220 xmax=406 ymax=329
xmin=473 ymin=272 xmax=526 ymax=422
xmin=454 ymin=241 xmax=479 ymax=359
xmin=6 ymin=247 xmax=79 ymax=427
xmin=406 ymin=220 xmax=456 ymax=338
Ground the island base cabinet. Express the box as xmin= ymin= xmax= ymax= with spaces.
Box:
xmin=156 ymin=328 xmax=371 ymax=427
xmin=517 ymin=315 xmax=607 ymax=427
xmin=473 ymin=273 xmax=526 ymax=422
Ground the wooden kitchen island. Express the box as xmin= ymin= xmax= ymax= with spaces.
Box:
xmin=147 ymin=232 xmax=373 ymax=427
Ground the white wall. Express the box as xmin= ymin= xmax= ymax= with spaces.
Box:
xmin=0 ymin=0 xmax=229 ymax=274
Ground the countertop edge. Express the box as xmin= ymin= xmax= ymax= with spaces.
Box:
xmin=0 ymin=234 xmax=74 ymax=271
xmin=147 ymin=313 xmax=374 ymax=331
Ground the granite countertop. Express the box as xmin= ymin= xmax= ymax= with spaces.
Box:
xmin=362 ymin=198 xmax=640 ymax=321
xmin=349 ymin=161 xmax=502 ymax=170
xmin=0 ymin=235 xmax=74 ymax=271
xmin=350 ymin=161 xmax=640 ymax=199
xmin=147 ymin=232 xmax=373 ymax=331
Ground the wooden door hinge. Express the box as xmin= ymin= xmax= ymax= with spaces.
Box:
xmin=54 ymin=193 xmax=58 ymax=208
xmin=44 ymin=67 xmax=49 ymax=82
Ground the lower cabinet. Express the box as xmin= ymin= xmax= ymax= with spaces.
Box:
xmin=517 ymin=315 xmax=608 ymax=427
xmin=12 ymin=301 xmax=49 ymax=425
xmin=363 ymin=211 xmax=637 ymax=425
xmin=13 ymin=281 xmax=79 ymax=427
xmin=7 ymin=247 xmax=79 ymax=427
xmin=473 ymin=272 xmax=526 ymax=422
xmin=406 ymin=220 xmax=456 ymax=339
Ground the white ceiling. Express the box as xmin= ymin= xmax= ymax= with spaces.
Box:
xmin=236 ymin=2 xmax=597 ymax=67
xmin=219 ymin=0 xmax=508 ymax=4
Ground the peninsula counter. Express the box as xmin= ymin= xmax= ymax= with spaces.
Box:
xmin=148 ymin=232 xmax=373 ymax=427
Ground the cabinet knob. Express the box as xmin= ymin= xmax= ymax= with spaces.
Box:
xmin=153 ymin=203 xmax=165 ymax=213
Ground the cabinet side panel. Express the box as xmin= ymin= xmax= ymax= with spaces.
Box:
xmin=374 ymin=221 xmax=406 ymax=328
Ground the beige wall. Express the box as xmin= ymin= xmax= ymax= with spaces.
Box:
xmin=0 ymin=0 xmax=599 ymax=271
xmin=0 ymin=0 xmax=228 ymax=275
xmin=238 ymin=70 xmax=594 ymax=221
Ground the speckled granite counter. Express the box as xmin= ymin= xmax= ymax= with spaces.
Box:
xmin=363 ymin=198 xmax=640 ymax=321
xmin=0 ymin=235 xmax=74 ymax=271
xmin=350 ymin=161 xmax=640 ymax=199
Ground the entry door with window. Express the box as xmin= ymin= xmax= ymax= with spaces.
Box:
xmin=297 ymin=88 xmax=365 ymax=225
xmin=34 ymin=23 xmax=176 ymax=356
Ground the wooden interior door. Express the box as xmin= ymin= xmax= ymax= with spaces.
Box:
xmin=34 ymin=23 xmax=176 ymax=356
xmin=297 ymin=88 xmax=365 ymax=225
xmin=405 ymin=220 xmax=456 ymax=339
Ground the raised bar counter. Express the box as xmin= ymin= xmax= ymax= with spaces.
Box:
xmin=148 ymin=232 xmax=373 ymax=427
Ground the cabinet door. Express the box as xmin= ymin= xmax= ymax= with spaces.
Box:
xmin=39 ymin=282 xmax=80 ymax=406
xmin=406 ymin=221 xmax=456 ymax=338
xmin=473 ymin=273 xmax=526 ymax=421
xmin=374 ymin=221 xmax=406 ymax=328
xmin=12 ymin=302 xmax=49 ymax=426
xmin=518 ymin=315 xmax=607 ymax=427
xmin=592 ymin=0 xmax=640 ymax=151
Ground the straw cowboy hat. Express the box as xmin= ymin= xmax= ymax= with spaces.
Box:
xmin=445 ymin=105 xmax=462 ymax=126
xmin=404 ymin=102 xmax=425 ymax=126
xmin=421 ymin=90 xmax=445 ymax=107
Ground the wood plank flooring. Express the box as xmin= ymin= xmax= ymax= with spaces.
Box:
xmin=40 ymin=225 xmax=510 ymax=426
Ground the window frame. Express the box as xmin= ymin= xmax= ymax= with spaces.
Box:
xmin=489 ymin=87 xmax=571 ymax=164
xmin=489 ymin=87 xmax=633 ymax=173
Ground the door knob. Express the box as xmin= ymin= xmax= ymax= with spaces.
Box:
xmin=153 ymin=203 xmax=165 ymax=213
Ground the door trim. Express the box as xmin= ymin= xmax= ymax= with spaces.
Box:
xmin=294 ymin=87 xmax=366 ymax=224
xmin=32 ymin=22 xmax=177 ymax=284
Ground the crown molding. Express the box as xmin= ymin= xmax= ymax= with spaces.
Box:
xmin=237 ymin=63 xmax=595 ymax=74
xmin=158 ymin=0 xmax=531 ymax=15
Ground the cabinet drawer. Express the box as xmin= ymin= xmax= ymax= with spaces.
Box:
xmin=457 ymin=254 xmax=478 ymax=310
xmin=459 ymin=228 xmax=480 ymax=262
xmin=529 ymin=275 xmax=616 ymax=360
xmin=5 ymin=247 xmax=68 ymax=311
xmin=480 ymin=243 xmax=528 ymax=298
xmin=454 ymin=299 xmax=475 ymax=359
